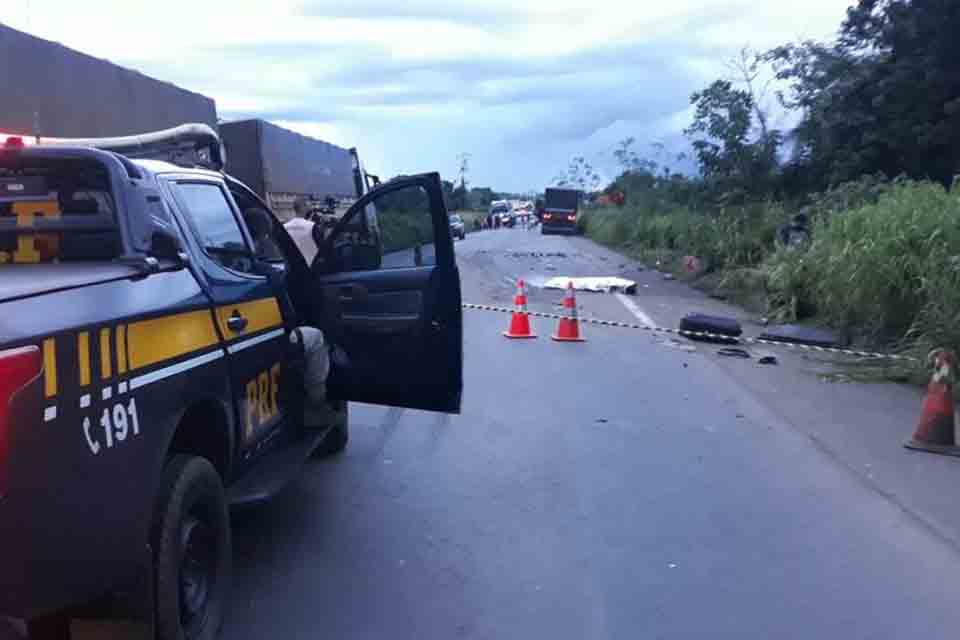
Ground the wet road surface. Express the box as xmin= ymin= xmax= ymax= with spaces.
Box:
xmin=224 ymin=227 xmax=960 ymax=639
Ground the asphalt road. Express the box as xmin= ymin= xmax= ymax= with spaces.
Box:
xmin=224 ymin=227 xmax=960 ymax=639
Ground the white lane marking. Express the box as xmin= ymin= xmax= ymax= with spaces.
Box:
xmin=80 ymin=394 xmax=91 ymax=409
xmin=102 ymin=386 xmax=112 ymax=401
xmin=226 ymin=328 xmax=285 ymax=355
xmin=118 ymin=381 xmax=128 ymax=394
xmin=44 ymin=406 xmax=57 ymax=422
xmin=614 ymin=293 xmax=656 ymax=328
xmin=130 ymin=350 xmax=224 ymax=391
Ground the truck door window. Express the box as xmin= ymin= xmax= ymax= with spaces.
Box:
xmin=174 ymin=182 xmax=257 ymax=274
xmin=335 ymin=184 xmax=435 ymax=272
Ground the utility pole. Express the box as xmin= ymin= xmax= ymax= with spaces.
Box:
xmin=455 ymin=152 xmax=471 ymax=210
xmin=456 ymin=152 xmax=471 ymax=191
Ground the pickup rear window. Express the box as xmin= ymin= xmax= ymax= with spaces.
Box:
xmin=0 ymin=157 xmax=120 ymax=264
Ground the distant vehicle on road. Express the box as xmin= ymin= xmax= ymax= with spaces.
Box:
xmin=449 ymin=213 xmax=466 ymax=240
xmin=490 ymin=201 xmax=511 ymax=228
xmin=542 ymin=187 xmax=580 ymax=235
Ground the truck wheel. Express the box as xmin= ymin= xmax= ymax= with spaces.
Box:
xmin=316 ymin=403 xmax=349 ymax=456
xmin=153 ymin=455 xmax=231 ymax=640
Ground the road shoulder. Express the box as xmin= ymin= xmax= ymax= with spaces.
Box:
xmin=567 ymin=235 xmax=960 ymax=551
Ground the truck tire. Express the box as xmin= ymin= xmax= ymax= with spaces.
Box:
xmin=153 ymin=455 xmax=231 ymax=640
xmin=316 ymin=403 xmax=349 ymax=456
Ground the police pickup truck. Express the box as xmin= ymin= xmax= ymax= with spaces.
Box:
xmin=0 ymin=125 xmax=462 ymax=639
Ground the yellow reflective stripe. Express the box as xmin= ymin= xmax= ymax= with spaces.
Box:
xmin=99 ymin=327 xmax=112 ymax=380
xmin=116 ymin=325 xmax=128 ymax=375
xmin=127 ymin=310 xmax=220 ymax=370
xmin=215 ymin=298 xmax=282 ymax=337
xmin=42 ymin=338 xmax=57 ymax=398
xmin=78 ymin=332 xmax=91 ymax=387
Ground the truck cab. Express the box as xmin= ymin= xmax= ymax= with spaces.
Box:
xmin=0 ymin=125 xmax=462 ymax=638
xmin=541 ymin=187 xmax=581 ymax=235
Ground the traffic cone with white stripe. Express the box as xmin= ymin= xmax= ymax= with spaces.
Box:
xmin=552 ymin=281 xmax=585 ymax=342
xmin=905 ymin=349 xmax=960 ymax=456
xmin=503 ymin=279 xmax=536 ymax=339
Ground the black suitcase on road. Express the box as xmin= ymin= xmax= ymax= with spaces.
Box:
xmin=679 ymin=313 xmax=742 ymax=343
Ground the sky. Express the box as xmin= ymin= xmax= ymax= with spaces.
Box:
xmin=0 ymin=0 xmax=852 ymax=192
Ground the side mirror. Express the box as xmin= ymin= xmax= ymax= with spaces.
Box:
xmin=149 ymin=230 xmax=187 ymax=264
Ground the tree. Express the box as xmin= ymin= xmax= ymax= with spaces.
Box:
xmin=726 ymin=47 xmax=780 ymax=175
xmin=685 ymin=81 xmax=752 ymax=182
xmin=684 ymin=78 xmax=782 ymax=201
xmin=468 ymin=187 xmax=495 ymax=210
xmin=553 ymin=156 xmax=602 ymax=192
xmin=768 ymin=1 xmax=960 ymax=188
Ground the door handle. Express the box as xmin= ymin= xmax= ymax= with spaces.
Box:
xmin=227 ymin=311 xmax=248 ymax=333
xmin=338 ymin=285 xmax=356 ymax=301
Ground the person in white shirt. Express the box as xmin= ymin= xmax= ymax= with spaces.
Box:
xmin=283 ymin=207 xmax=320 ymax=265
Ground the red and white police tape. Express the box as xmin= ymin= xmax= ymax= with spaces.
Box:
xmin=461 ymin=302 xmax=919 ymax=362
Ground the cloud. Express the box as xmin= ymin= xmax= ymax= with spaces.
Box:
xmin=0 ymin=0 xmax=852 ymax=191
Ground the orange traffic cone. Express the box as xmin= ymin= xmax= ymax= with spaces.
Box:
xmin=552 ymin=281 xmax=585 ymax=342
xmin=503 ymin=279 xmax=536 ymax=339
xmin=905 ymin=349 xmax=960 ymax=456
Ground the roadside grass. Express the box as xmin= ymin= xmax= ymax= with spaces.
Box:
xmin=581 ymin=179 xmax=960 ymax=383
xmin=378 ymin=208 xmax=487 ymax=254
xmin=379 ymin=210 xmax=434 ymax=254
xmin=455 ymin=210 xmax=487 ymax=233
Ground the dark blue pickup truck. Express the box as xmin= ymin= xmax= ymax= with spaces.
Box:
xmin=0 ymin=125 xmax=462 ymax=639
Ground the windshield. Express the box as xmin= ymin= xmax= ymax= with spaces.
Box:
xmin=449 ymin=215 xmax=462 ymax=224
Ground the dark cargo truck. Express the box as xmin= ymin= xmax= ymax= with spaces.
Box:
xmin=218 ymin=119 xmax=369 ymax=222
xmin=541 ymin=187 xmax=580 ymax=235
xmin=0 ymin=23 xmax=217 ymax=139
xmin=0 ymin=125 xmax=462 ymax=639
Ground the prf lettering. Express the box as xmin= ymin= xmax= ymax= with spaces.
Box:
xmin=245 ymin=363 xmax=281 ymax=440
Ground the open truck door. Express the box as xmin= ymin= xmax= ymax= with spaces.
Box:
xmin=309 ymin=172 xmax=462 ymax=413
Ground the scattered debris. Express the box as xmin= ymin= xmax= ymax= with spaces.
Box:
xmin=758 ymin=355 xmax=779 ymax=365
xmin=668 ymin=563 xmax=678 ymax=569
xmin=545 ymin=263 xmax=557 ymax=271
xmin=717 ymin=347 xmax=751 ymax=359
xmin=662 ymin=339 xmax=696 ymax=353
xmin=543 ymin=276 xmax=637 ymax=294
xmin=508 ymin=251 xmax=568 ymax=259
xmin=682 ymin=255 xmax=704 ymax=274
xmin=663 ymin=273 xmax=675 ymax=281
xmin=758 ymin=324 xmax=840 ymax=348
xmin=595 ymin=418 xmax=609 ymax=423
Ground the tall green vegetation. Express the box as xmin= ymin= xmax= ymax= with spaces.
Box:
xmin=580 ymin=1 xmax=960 ymax=368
